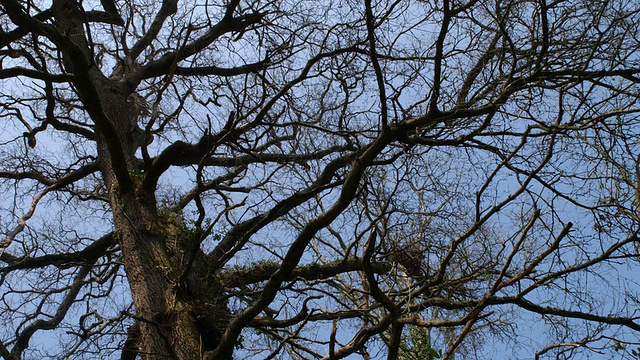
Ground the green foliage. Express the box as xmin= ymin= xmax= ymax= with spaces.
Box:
xmin=128 ymin=169 xmax=143 ymax=181
xmin=399 ymin=325 xmax=442 ymax=360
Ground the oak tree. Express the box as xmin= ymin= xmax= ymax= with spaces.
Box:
xmin=1 ymin=0 xmax=640 ymax=359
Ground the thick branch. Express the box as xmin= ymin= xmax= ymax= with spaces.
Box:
xmin=0 ymin=232 xmax=115 ymax=272
xmin=171 ymin=59 xmax=269 ymax=77
xmin=133 ymin=11 xmax=265 ymax=83
xmin=209 ymin=122 xmax=396 ymax=359
xmin=128 ymin=0 xmax=177 ymax=61
xmin=0 ymin=67 xmax=71 ymax=81
xmin=219 ymin=258 xmax=392 ymax=288
xmin=143 ymin=132 xmax=227 ymax=191
xmin=1 ymin=0 xmax=135 ymax=192
xmin=207 ymin=150 xmax=357 ymax=270
xmin=497 ymin=297 xmax=640 ymax=331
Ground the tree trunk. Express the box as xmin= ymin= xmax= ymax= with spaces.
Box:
xmin=50 ymin=1 xmax=226 ymax=358
xmin=112 ymin=194 xmax=204 ymax=360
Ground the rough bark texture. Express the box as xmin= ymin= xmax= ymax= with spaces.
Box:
xmin=50 ymin=1 xmax=227 ymax=358
xmin=3 ymin=0 xmax=640 ymax=359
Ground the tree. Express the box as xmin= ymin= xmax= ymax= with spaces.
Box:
xmin=0 ymin=0 xmax=639 ymax=359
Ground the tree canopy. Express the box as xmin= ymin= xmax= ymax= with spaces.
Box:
xmin=1 ymin=0 xmax=640 ymax=359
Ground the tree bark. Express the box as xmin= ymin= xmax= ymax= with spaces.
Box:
xmin=49 ymin=1 xmax=225 ymax=358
